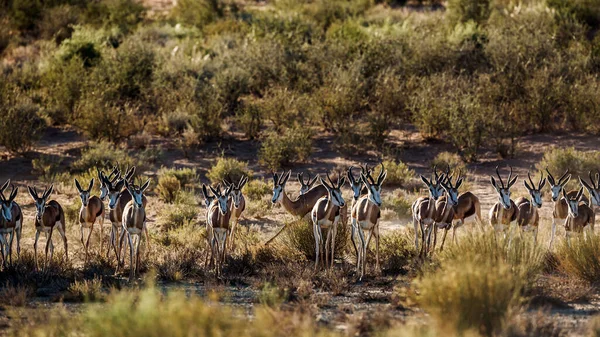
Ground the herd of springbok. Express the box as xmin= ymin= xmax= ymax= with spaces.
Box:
xmin=0 ymin=163 xmax=597 ymax=281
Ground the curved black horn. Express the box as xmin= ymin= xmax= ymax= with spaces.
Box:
xmin=495 ymin=166 xmax=504 ymax=188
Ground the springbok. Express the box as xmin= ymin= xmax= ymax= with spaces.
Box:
xmin=98 ymin=166 xmax=120 ymax=202
xmin=351 ymin=167 xmax=386 ymax=279
xmin=298 ymin=172 xmax=319 ymax=196
xmin=0 ymin=181 xmax=22 ymax=259
xmin=514 ymin=172 xmax=546 ymax=245
xmin=311 ymin=173 xmax=346 ymax=271
xmin=75 ymin=178 xmax=105 ymax=262
xmin=580 ymin=171 xmax=600 ymax=211
xmin=347 ymin=165 xmax=373 ymax=259
xmin=266 ymin=171 xmax=327 ymax=244
xmin=118 ymin=179 xmax=150 ymax=282
xmin=206 ymin=184 xmax=233 ymax=277
xmin=489 ymin=166 xmax=519 ymax=240
xmin=201 ymin=184 xmax=217 ymax=268
xmin=412 ymin=167 xmax=445 ymax=255
xmin=546 ymin=169 xmax=588 ymax=249
xmin=434 ymin=169 xmax=482 ymax=251
xmin=0 ymin=183 xmax=20 ymax=266
xmin=563 ymin=187 xmax=594 ymax=245
xmin=27 ymin=185 xmax=67 ymax=270
xmin=103 ymin=167 xmax=148 ymax=263
xmin=223 ymin=176 xmax=248 ymax=250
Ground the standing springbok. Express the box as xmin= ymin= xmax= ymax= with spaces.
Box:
xmin=298 ymin=172 xmax=319 ymax=196
xmin=223 ymin=176 xmax=248 ymax=250
xmin=514 ymin=172 xmax=546 ymax=245
xmin=546 ymin=169 xmax=588 ymax=249
xmin=201 ymin=184 xmax=217 ymax=268
xmin=266 ymin=171 xmax=327 ymax=244
xmin=75 ymin=178 xmax=105 ymax=262
xmin=206 ymin=184 xmax=233 ymax=277
xmin=412 ymin=167 xmax=445 ymax=255
xmin=580 ymin=171 xmax=600 ymax=212
xmin=563 ymin=186 xmax=595 ymax=245
xmin=98 ymin=166 xmax=120 ymax=202
xmin=27 ymin=185 xmax=68 ymax=270
xmin=351 ymin=167 xmax=386 ymax=280
xmin=0 ymin=181 xmax=22 ymax=259
xmin=103 ymin=167 xmax=147 ymax=263
xmin=311 ymin=173 xmax=346 ymax=271
xmin=347 ymin=165 xmax=373 ymax=260
xmin=489 ymin=166 xmax=519 ymax=240
xmin=0 ymin=183 xmax=20 ymax=266
xmin=118 ymin=179 xmax=150 ymax=282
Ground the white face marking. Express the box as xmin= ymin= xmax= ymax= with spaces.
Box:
xmin=429 ymin=184 xmax=444 ymax=200
xmin=1 ymin=202 xmax=11 ymax=222
xmin=272 ymin=186 xmax=283 ymax=204
xmin=497 ymin=189 xmax=511 ymax=209
xmin=568 ymin=199 xmax=579 ymax=217
xmin=330 ymin=188 xmax=345 ymax=207
xmin=99 ymin=184 xmax=109 ymax=201
xmin=217 ymin=195 xmax=229 ymax=215
xmin=80 ymin=191 xmax=90 ymax=207
xmin=108 ymin=191 xmax=120 ymax=209
xmin=447 ymin=189 xmax=459 ymax=206
xmin=132 ymin=191 xmax=143 ymax=208
xmin=367 ymin=184 xmax=382 ymax=207
xmin=529 ymin=189 xmax=543 ymax=208
xmin=590 ymin=190 xmax=600 ymax=207
xmin=551 ymin=185 xmax=562 ymax=202
xmin=350 ymin=181 xmax=363 ymax=201
xmin=231 ymin=190 xmax=242 ymax=208
xmin=35 ymin=200 xmax=45 ymax=222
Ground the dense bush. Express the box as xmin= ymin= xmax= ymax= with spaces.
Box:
xmin=206 ymin=157 xmax=249 ymax=184
xmin=0 ymin=101 xmax=45 ymax=154
xmin=557 ymin=235 xmax=600 ymax=284
xmin=259 ymin=127 xmax=313 ymax=170
xmin=157 ymin=175 xmax=181 ymax=203
xmin=535 ymin=147 xmax=600 ymax=190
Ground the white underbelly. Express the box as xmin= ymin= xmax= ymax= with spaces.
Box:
xmin=358 ymin=221 xmax=375 ymax=231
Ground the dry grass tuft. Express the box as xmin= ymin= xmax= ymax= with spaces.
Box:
xmin=556 ymin=235 xmax=600 ymax=284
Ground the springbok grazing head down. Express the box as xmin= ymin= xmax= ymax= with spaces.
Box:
xmin=312 ymin=172 xmax=346 ymax=271
xmin=580 ymin=170 xmax=600 ymax=207
xmin=27 ymin=184 xmax=67 ymax=270
xmin=523 ymin=172 xmax=546 ymax=209
xmin=298 ymin=172 xmax=318 ymax=196
xmin=352 ymin=165 xmax=387 ymax=280
xmin=546 ymin=169 xmax=571 ymax=202
xmin=490 ymin=166 xmax=518 ymax=210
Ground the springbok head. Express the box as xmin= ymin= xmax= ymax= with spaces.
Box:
xmin=223 ymin=175 xmax=248 ymax=208
xmin=347 ymin=164 xmax=374 ymax=201
xmin=523 ymin=171 xmax=546 ymax=209
xmin=271 ymin=170 xmax=291 ymax=204
xmin=440 ymin=167 xmax=463 ymax=207
xmin=490 ymin=166 xmax=518 ymax=210
xmin=579 ymin=170 xmax=600 ymax=207
xmin=563 ymin=186 xmax=585 ymax=218
xmin=75 ymin=178 xmax=94 ymax=207
xmin=420 ymin=166 xmax=445 ymax=201
xmin=201 ymin=184 xmax=217 ymax=209
xmin=360 ymin=163 xmax=386 ymax=207
xmin=97 ymin=166 xmax=120 ymax=201
xmin=546 ymin=168 xmax=571 ymax=202
xmin=209 ymin=184 xmax=232 ymax=215
xmin=320 ymin=172 xmax=346 ymax=208
xmin=297 ymin=172 xmax=318 ymax=196
xmin=28 ymin=185 xmax=54 ymax=223
xmin=0 ymin=182 xmax=17 ymax=223
xmin=124 ymin=179 xmax=150 ymax=209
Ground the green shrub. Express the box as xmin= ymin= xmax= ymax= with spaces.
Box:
xmin=376 ymin=230 xmax=414 ymax=273
xmin=281 ymin=219 xmax=348 ymax=261
xmin=557 ymin=235 xmax=600 ymax=284
xmin=10 ymin=0 xmax=42 ymax=31
xmin=56 ymin=25 xmax=105 ymax=67
xmin=243 ymin=179 xmax=271 ymax=201
xmin=0 ymin=101 xmax=45 ymax=154
xmin=42 ymin=56 xmax=88 ymax=124
xmin=39 ymin=5 xmax=79 ymax=44
xmin=157 ymin=175 xmax=180 ymax=203
xmin=158 ymin=204 xmax=197 ymax=231
xmin=259 ymin=127 xmax=313 ymax=170
xmin=206 ymin=157 xmax=249 ymax=184
xmin=31 ymin=155 xmax=63 ymax=182
xmin=382 ymin=190 xmax=412 ymax=217
xmin=372 ymin=160 xmax=414 ymax=187
xmin=236 ymin=100 xmax=262 ymax=140
xmin=535 ymin=147 xmax=600 ymax=191
xmin=71 ymin=141 xmax=137 ymax=173
xmin=447 ymin=0 xmax=491 ymax=25
xmin=430 ymin=152 xmax=467 ymax=174
xmin=170 ymin=0 xmax=223 ymax=28
xmin=68 ymin=277 xmax=104 ymax=302
xmin=158 ymin=167 xmax=198 ymax=188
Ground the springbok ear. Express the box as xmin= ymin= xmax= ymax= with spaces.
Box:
xmin=523 ymin=180 xmax=532 ymax=191
xmin=347 ymin=170 xmax=355 ymax=184
xmin=562 ymin=188 xmax=568 ymax=199
xmin=0 ymin=180 xmax=9 ymax=194
xmin=577 ymin=187 xmax=584 ymax=200
xmin=141 ymin=179 xmax=151 ymax=192
xmin=88 ymin=178 xmax=94 ymax=191
xmin=272 ymin=172 xmax=279 ymax=186
xmin=490 ymin=176 xmax=498 ymax=190
xmin=44 ymin=185 xmax=54 ymax=199
xmin=28 ymin=186 xmax=37 ymax=200
xmin=360 ymin=173 xmax=369 ymax=186
xmin=508 ymin=175 xmax=518 ymax=188
xmin=561 ymin=174 xmax=572 ymax=187
xmin=75 ymin=179 xmax=83 ymax=193
xmin=421 ymin=175 xmax=430 ymax=187
xmin=201 ymin=184 xmax=210 ymax=200
xmin=580 ymin=177 xmax=592 ymax=191
xmin=338 ymin=177 xmax=346 ymax=188
xmin=9 ymin=187 xmax=18 ymax=202
xmin=378 ymin=170 xmax=387 ymax=185
xmin=319 ymin=177 xmax=331 ymax=190
xmin=209 ymin=185 xmax=219 ymax=197
xmin=539 ymin=178 xmax=546 ymax=190
xmin=283 ymin=170 xmax=292 ymax=184
xmin=308 ymin=175 xmax=318 ymax=188
xmin=455 ymin=178 xmax=463 ymax=190
xmin=240 ymin=176 xmax=248 ymax=189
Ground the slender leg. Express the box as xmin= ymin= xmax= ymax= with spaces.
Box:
xmin=363 ymin=230 xmax=373 ymax=280
xmin=45 ymin=229 xmax=54 ymax=269
xmin=128 ymin=232 xmax=134 ymax=282
xmin=80 ymin=226 xmax=85 ymax=251
xmin=357 ymin=228 xmax=367 ymax=278
xmin=413 ymin=218 xmax=419 ymax=250
xmin=230 ymin=218 xmax=237 ymax=252
xmin=16 ymin=221 xmax=21 ymax=258
xmin=331 ymin=222 xmax=337 ymax=269
xmin=549 ymin=218 xmax=557 ymax=250
xmin=440 ymin=226 xmax=449 ymax=251
xmin=85 ymin=223 xmax=93 ymax=263
xmin=432 ymin=226 xmax=438 ymax=252
xmin=108 ymin=226 xmax=115 ymax=261
xmin=534 ymin=227 xmax=538 ymax=246
xmin=57 ymin=223 xmax=68 ymax=261
xmin=0 ymin=234 xmax=7 ymax=268
xmin=351 ymin=217 xmax=359 ymax=264
xmin=7 ymin=230 xmax=14 ymax=266
xmin=144 ymin=225 xmax=151 ymax=258
xmin=118 ymin=225 xmax=127 ymax=267
xmin=313 ymin=221 xmax=321 ymax=272
xmin=34 ymin=230 xmax=40 ymax=271
xmin=324 ymin=227 xmax=331 ymax=270
xmin=419 ymin=222 xmax=426 ymax=257
xmin=375 ymin=224 xmax=380 ymax=273
xmin=135 ymin=234 xmax=142 ymax=279
xmin=99 ymin=215 xmax=104 ymax=255
xmin=452 ymin=226 xmax=457 ymax=245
